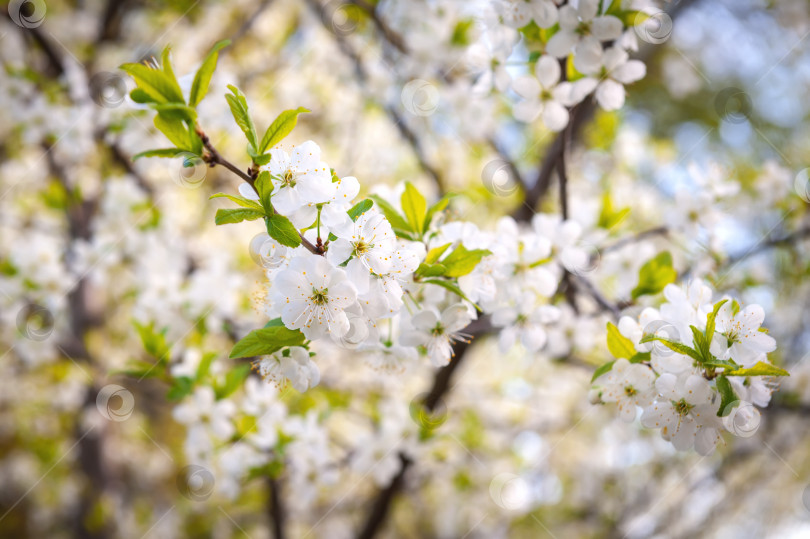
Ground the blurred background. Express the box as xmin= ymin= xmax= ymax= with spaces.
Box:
xmin=2 ymin=0 xmax=810 ymax=537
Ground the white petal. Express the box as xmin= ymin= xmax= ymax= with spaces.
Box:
xmin=272 ymin=186 xmax=302 ymax=215
xmin=573 ymin=36 xmax=604 ymax=75
xmin=239 ymin=183 xmax=259 ymax=200
xmin=542 ymin=101 xmax=569 ymax=132
xmin=532 ymin=0 xmax=559 ymax=28
xmin=612 ymin=59 xmax=646 ymax=84
xmin=512 ymin=75 xmax=541 ymax=99
xmin=576 ymin=0 xmax=599 ymax=22
xmin=595 ymin=79 xmax=626 ymax=111
xmin=591 ymin=15 xmax=624 ymax=41
xmin=513 ymin=99 xmax=542 ymax=123
xmin=546 ymin=30 xmax=578 ymax=58
xmin=536 ymin=55 xmax=561 ymax=89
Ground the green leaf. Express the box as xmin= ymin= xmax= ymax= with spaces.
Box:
xmin=133 ymin=320 xmax=170 ymax=362
xmin=423 ymin=196 xmax=449 ymax=233
xmin=229 ymin=326 xmax=307 ymax=359
xmin=133 ymin=148 xmax=186 ymax=160
xmin=265 ymin=213 xmax=301 ymax=247
xmin=160 ymin=47 xmax=185 ymax=104
xmin=631 ymin=251 xmax=677 ymax=299
xmin=440 ymin=244 xmax=491 ymax=278
xmin=606 ymin=321 xmax=636 ymax=359
xmin=629 ymin=352 xmax=651 ymax=363
xmin=154 ymin=114 xmax=191 ymax=150
xmin=425 ymin=243 xmax=452 ymax=265
xmin=423 ymin=278 xmax=478 ymax=308
xmin=639 ymin=334 xmax=703 ymax=363
xmin=415 ymin=263 xmax=447 ymax=278
xmin=597 ymin=192 xmax=630 ymax=230
xmin=215 ymin=208 xmax=265 ymax=225
xmin=591 ymin=360 xmax=616 ymax=382
xmin=705 ymin=299 xmax=728 ymax=342
xmin=167 ymin=376 xmax=194 ymax=401
xmin=120 ymin=62 xmax=184 ymax=104
xmin=153 ymin=103 xmax=197 ymax=123
xmin=368 ymin=195 xmax=411 ymax=236
xmin=703 ymin=358 xmax=739 ymax=371
xmin=189 ymin=39 xmax=230 ymax=107
xmin=255 ymin=171 xmax=274 ymax=214
xmin=401 ymin=182 xmax=427 ymax=235
xmin=690 ymin=325 xmax=710 ymax=363
xmin=264 ymin=317 xmax=285 ymax=328
xmin=715 ymin=375 xmax=738 ymax=417
xmin=209 ymin=193 xmax=264 ymax=212
xmin=348 ymin=199 xmax=373 ymax=221
xmin=725 ymin=361 xmax=790 ymax=377
xmin=195 ymin=352 xmax=217 ymax=382
xmin=259 ymin=107 xmax=310 ymax=153
xmin=130 ymin=88 xmax=155 ymax=104
xmin=216 ymin=364 xmax=251 ymax=399
xmin=225 ymin=85 xmax=258 ymax=152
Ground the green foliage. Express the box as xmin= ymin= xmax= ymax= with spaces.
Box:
xmin=348 ymin=198 xmax=373 ymax=221
xmin=188 ymin=39 xmax=230 ymax=107
xmin=132 ymin=148 xmax=186 ymax=160
xmin=423 ymin=196 xmax=450 ymax=233
xmin=214 ymin=208 xmax=265 ymax=225
xmin=401 ymin=182 xmax=427 ymax=236
xmin=224 ymin=84 xmax=259 ymax=153
xmin=134 ymin=320 xmax=170 ymax=363
xmin=725 ymin=361 xmax=790 ymax=377
xmin=424 ymin=243 xmax=452 ymax=264
xmin=606 ymin=321 xmax=636 ymax=359
xmin=265 ymin=213 xmax=302 ymax=247
xmin=215 ymin=364 xmax=251 ymax=399
xmin=715 ymin=375 xmax=737 ymax=417
xmin=258 ymin=107 xmax=310 ymax=153
xmin=631 ymin=251 xmax=677 ymax=299
xmin=256 ymin=171 xmax=274 ymax=214
xmin=597 ymin=192 xmax=630 ymax=229
xmin=368 ymin=195 xmax=412 ymax=237
xmin=440 ymin=244 xmax=491 ymax=278
xmin=591 ymin=360 xmax=616 ymax=382
xmin=229 ymin=326 xmax=307 ymax=359
xmin=209 ymin=193 xmax=264 ymax=212
xmin=639 ymin=333 xmax=703 ymax=362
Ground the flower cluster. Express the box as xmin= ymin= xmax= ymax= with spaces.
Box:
xmin=591 ymin=279 xmax=787 ymax=455
xmin=473 ymin=0 xmax=647 ymax=131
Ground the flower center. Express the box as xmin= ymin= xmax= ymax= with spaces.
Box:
xmin=576 ymin=21 xmax=591 ymax=36
xmin=431 ymin=323 xmax=445 ymax=337
xmin=672 ymin=398 xmax=693 ymax=417
xmin=310 ymin=287 xmax=329 ymax=305
xmin=282 ymin=169 xmax=297 ymax=188
xmin=624 ymin=385 xmax=637 ymax=397
xmin=355 ymin=240 xmax=371 ymax=255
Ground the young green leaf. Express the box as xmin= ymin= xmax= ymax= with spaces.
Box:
xmin=705 ymin=299 xmax=728 ymax=342
xmin=639 ymin=333 xmax=703 ymax=363
xmin=348 ymin=198 xmax=373 ymax=221
xmin=215 ymin=208 xmax=265 ymax=225
xmin=130 ymin=88 xmax=156 ymax=104
xmin=401 ymin=182 xmax=427 ymax=235
xmin=154 ymin=114 xmax=192 ymax=150
xmin=160 ymin=47 xmax=185 ymax=103
xmin=265 ymin=213 xmax=302 ymax=247
xmin=606 ymin=321 xmax=636 ymax=359
xmin=425 ymin=243 xmax=452 ymax=265
xmin=152 ymin=103 xmax=197 ymax=123
xmin=440 ymin=244 xmax=492 ymax=278
xmin=368 ymin=195 xmax=412 ymax=236
xmin=225 ymin=85 xmax=258 ymax=152
xmin=690 ymin=325 xmax=710 ymax=363
xmin=167 ymin=376 xmax=195 ymax=401
xmin=423 ymin=196 xmax=450 ymax=233
xmin=631 ymin=251 xmax=677 ymax=299
xmin=133 ymin=148 xmax=187 ymax=160
xmin=120 ymin=62 xmax=185 ymax=103
xmin=423 ymin=278 xmax=478 ymax=308
xmin=189 ymin=39 xmax=230 ymax=107
xmin=229 ymin=326 xmax=307 ymax=359
xmin=259 ymin=107 xmax=311 ymax=153
xmin=591 ymin=360 xmax=616 ymax=382
xmin=209 ymin=193 xmax=265 ymax=212
xmin=255 ymin=171 xmax=274 ymax=214
xmin=725 ymin=361 xmax=790 ymax=377
xmin=415 ymin=262 xmax=447 ymax=278
xmin=216 ymin=364 xmax=251 ymax=399
xmin=715 ymin=375 xmax=738 ymax=417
